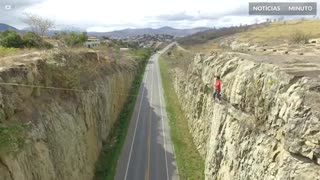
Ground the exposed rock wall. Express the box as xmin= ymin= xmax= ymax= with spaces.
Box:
xmin=0 ymin=51 xmax=140 ymax=180
xmin=171 ymin=52 xmax=320 ymax=180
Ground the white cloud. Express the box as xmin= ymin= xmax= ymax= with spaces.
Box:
xmin=0 ymin=0 xmax=319 ymax=31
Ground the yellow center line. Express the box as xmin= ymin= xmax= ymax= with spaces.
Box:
xmin=145 ymin=60 xmax=154 ymax=180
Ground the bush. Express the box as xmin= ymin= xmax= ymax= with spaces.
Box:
xmin=23 ymin=32 xmax=54 ymax=49
xmin=291 ymin=31 xmax=310 ymax=44
xmin=0 ymin=124 xmax=29 ymax=153
xmin=23 ymin=32 xmax=42 ymax=48
xmin=131 ymin=48 xmax=152 ymax=61
xmin=0 ymin=30 xmax=24 ymax=48
xmin=56 ymin=32 xmax=88 ymax=47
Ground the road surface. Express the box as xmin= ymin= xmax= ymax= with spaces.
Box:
xmin=115 ymin=43 xmax=179 ymax=180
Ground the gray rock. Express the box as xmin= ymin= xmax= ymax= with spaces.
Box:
xmin=171 ymin=52 xmax=320 ymax=180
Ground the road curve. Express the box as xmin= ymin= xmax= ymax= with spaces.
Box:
xmin=115 ymin=43 xmax=179 ymax=180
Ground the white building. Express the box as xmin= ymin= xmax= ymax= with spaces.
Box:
xmin=85 ymin=37 xmax=101 ymax=48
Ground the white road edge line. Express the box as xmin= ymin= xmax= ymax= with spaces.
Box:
xmin=147 ymin=55 xmax=155 ymax=180
xmin=124 ymin=61 xmax=149 ymax=180
xmin=155 ymin=54 xmax=170 ymax=180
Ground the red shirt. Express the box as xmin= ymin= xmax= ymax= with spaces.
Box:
xmin=215 ymin=79 xmax=221 ymax=90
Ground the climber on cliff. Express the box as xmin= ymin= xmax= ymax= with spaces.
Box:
xmin=213 ymin=75 xmax=222 ymax=101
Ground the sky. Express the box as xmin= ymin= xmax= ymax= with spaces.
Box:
xmin=0 ymin=0 xmax=319 ymax=32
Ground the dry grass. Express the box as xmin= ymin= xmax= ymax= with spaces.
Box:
xmin=162 ymin=46 xmax=193 ymax=71
xmin=178 ymin=19 xmax=320 ymax=54
xmin=0 ymin=47 xmax=37 ymax=58
xmin=237 ymin=19 xmax=320 ymax=43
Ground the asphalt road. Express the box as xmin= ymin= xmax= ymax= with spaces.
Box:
xmin=115 ymin=43 xmax=179 ymax=180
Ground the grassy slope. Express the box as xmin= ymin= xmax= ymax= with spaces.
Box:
xmin=159 ymin=55 xmax=205 ymax=180
xmin=178 ymin=19 xmax=320 ymax=54
xmin=94 ymin=48 xmax=151 ymax=180
xmin=237 ymin=20 xmax=320 ymax=43
xmin=0 ymin=47 xmax=38 ymax=58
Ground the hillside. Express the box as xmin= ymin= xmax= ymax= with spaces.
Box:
xmin=89 ymin=27 xmax=211 ymax=38
xmin=177 ymin=25 xmax=253 ymax=46
xmin=0 ymin=23 xmax=18 ymax=31
xmin=178 ymin=20 xmax=320 ymax=52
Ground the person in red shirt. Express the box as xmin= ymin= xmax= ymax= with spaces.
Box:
xmin=213 ymin=76 xmax=222 ymax=101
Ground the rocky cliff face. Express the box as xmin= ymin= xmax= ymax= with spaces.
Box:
xmin=0 ymin=50 xmax=139 ymax=180
xmin=171 ymin=52 xmax=320 ymax=180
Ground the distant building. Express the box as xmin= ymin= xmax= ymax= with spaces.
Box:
xmin=85 ymin=37 xmax=101 ymax=48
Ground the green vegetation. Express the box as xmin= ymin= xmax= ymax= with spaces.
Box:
xmin=54 ymin=32 xmax=88 ymax=47
xmin=45 ymin=63 xmax=82 ymax=89
xmin=0 ymin=30 xmax=53 ymax=49
xmin=65 ymin=32 xmax=88 ymax=47
xmin=0 ymin=30 xmax=24 ymax=48
xmin=0 ymin=47 xmax=18 ymax=57
xmin=130 ymin=48 xmax=152 ymax=61
xmin=110 ymin=39 xmax=139 ymax=49
xmin=159 ymin=57 xmax=205 ymax=180
xmin=23 ymin=32 xmax=53 ymax=49
xmin=0 ymin=124 xmax=29 ymax=154
xmin=94 ymin=49 xmax=150 ymax=180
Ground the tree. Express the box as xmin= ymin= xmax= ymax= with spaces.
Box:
xmin=61 ymin=32 xmax=88 ymax=47
xmin=0 ymin=30 xmax=24 ymax=48
xmin=23 ymin=13 xmax=55 ymax=37
xmin=23 ymin=32 xmax=42 ymax=48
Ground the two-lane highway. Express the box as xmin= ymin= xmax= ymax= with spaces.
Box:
xmin=115 ymin=43 xmax=179 ymax=180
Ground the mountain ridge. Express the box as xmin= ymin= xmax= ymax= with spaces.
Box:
xmin=0 ymin=23 xmax=18 ymax=31
xmin=88 ymin=27 xmax=211 ymax=38
xmin=0 ymin=23 xmax=211 ymax=38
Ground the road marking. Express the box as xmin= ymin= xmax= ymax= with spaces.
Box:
xmin=145 ymin=57 xmax=155 ymax=180
xmin=124 ymin=63 xmax=149 ymax=180
xmin=155 ymin=54 xmax=170 ymax=180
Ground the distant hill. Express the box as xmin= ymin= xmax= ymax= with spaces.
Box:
xmin=177 ymin=25 xmax=254 ymax=46
xmin=88 ymin=27 xmax=211 ymax=38
xmin=0 ymin=23 xmax=18 ymax=31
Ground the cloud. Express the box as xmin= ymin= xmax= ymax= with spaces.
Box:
xmin=0 ymin=0 xmax=319 ymax=32
xmin=0 ymin=0 xmax=46 ymax=28
xmin=157 ymin=12 xmax=196 ymax=21
xmin=155 ymin=4 xmax=248 ymax=22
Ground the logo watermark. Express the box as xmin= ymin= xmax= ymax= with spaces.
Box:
xmin=4 ymin=5 xmax=12 ymax=10
xmin=249 ymin=2 xmax=317 ymax=15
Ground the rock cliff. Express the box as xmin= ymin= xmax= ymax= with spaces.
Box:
xmin=171 ymin=52 xmax=320 ymax=180
xmin=0 ymin=50 xmax=140 ymax=180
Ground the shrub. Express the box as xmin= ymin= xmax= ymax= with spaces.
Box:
xmin=0 ymin=124 xmax=29 ymax=153
xmin=0 ymin=30 xmax=24 ymax=48
xmin=23 ymin=32 xmax=42 ymax=48
xmin=62 ymin=32 xmax=88 ymax=47
xmin=131 ymin=48 xmax=152 ymax=61
xmin=23 ymin=32 xmax=54 ymax=49
xmin=291 ymin=31 xmax=310 ymax=44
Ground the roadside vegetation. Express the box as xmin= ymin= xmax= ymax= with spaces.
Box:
xmin=159 ymin=47 xmax=205 ymax=180
xmin=94 ymin=48 xmax=152 ymax=180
